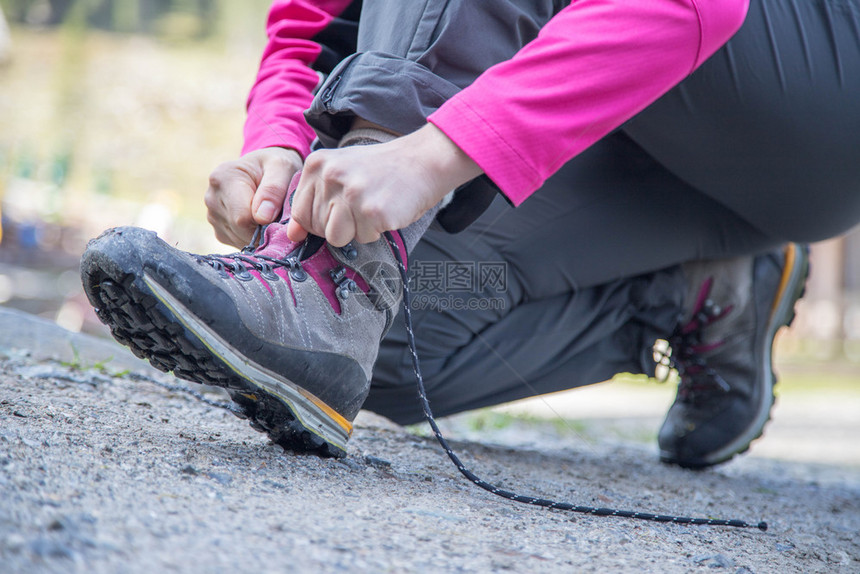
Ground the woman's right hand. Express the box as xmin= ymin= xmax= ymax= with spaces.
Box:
xmin=204 ymin=147 xmax=303 ymax=248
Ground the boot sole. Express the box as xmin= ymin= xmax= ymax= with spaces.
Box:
xmin=82 ymin=252 xmax=351 ymax=458
xmin=661 ymin=244 xmax=810 ymax=468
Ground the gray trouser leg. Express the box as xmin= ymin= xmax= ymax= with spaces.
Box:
xmin=366 ymin=204 xmax=687 ymax=425
xmin=367 ymin=125 xmax=789 ymax=423
xmin=304 ymin=0 xmax=860 ymax=422
xmin=365 ymin=131 xmax=771 ymax=424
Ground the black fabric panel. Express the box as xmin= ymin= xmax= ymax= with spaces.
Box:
xmin=311 ymin=0 xmax=362 ymax=75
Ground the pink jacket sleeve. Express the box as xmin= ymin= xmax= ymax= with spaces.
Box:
xmin=242 ymin=0 xmax=353 ymax=157
xmin=428 ymin=0 xmax=750 ymax=206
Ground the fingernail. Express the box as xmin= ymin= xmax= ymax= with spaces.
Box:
xmin=256 ymin=200 xmax=276 ymax=222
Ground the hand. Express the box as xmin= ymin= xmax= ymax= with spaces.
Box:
xmin=287 ymin=124 xmax=483 ymax=247
xmin=205 ymin=147 xmax=303 ymax=248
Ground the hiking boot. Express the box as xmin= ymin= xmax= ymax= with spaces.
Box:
xmin=657 ymin=244 xmax=809 ymax=469
xmin=80 ymin=187 xmax=428 ymax=457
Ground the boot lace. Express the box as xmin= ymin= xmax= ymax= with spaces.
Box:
xmin=383 ymin=233 xmax=766 ymax=531
xmin=194 ymin=224 xmax=319 ymax=284
xmin=654 ymin=277 xmax=733 ymax=403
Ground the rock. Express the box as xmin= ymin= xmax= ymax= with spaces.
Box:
xmin=693 ymin=554 xmax=733 ymax=568
xmin=363 ymin=455 xmax=392 ymax=469
xmin=206 ymin=472 xmax=232 ymax=486
xmin=28 ymin=538 xmax=75 ymax=560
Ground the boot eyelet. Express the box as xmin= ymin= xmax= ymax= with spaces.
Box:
xmin=290 ymin=267 xmax=308 ymax=282
xmin=330 ymin=266 xmax=347 ymax=283
xmin=336 ymin=279 xmax=357 ymax=300
xmin=340 ymin=243 xmax=358 ymax=261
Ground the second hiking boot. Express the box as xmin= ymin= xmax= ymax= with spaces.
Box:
xmin=658 ymin=244 xmax=809 ymax=469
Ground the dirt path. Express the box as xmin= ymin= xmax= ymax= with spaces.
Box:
xmin=1 ymin=308 xmax=857 ymax=573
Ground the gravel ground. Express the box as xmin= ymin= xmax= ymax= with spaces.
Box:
xmin=0 ymin=308 xmax=858 ymax=573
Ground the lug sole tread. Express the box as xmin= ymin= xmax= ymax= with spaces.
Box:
xmin=85 ymin=269 xmax=344 ymax=458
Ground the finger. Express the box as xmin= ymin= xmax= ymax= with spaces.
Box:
xmin=205 ymin=167 xmax=255 ymax=248
xmin=207 ymin=207 xmax=249 ymax=247
xmin=298 ymin=153 xmax=332 ymax=238
xmin=352 ymin=198 xmax=389 ymax=244
xmin=287 ymin=219 xmax=309 ymax=242
xmin=351 ymin=202 xmax=382 ymax=244
xmin=310 ymin=189 xmax=334 ymax=238
xmin=353 ymin=223 xmax=382 ymax=245
xmin=324 ymin=202 xmax=357 ymax=247
xmin=251 ymin=157 xmax=292 ymax=225
xmin=288 ymin=170 xmax=315 ymax=240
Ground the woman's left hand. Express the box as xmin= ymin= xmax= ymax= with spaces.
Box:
xmin=287 ymin=123 xmax=483 ymax=247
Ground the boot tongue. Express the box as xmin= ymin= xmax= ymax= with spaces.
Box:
xmin=253 ymin=170 xmax=323 ymax=260
xmin=281 ymin=171 xmax=301 ymax=223
xmin=254 ymin=221 xmax=301 ymax=259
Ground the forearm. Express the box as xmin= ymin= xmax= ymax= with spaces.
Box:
xmin=428 ymin=0 xmax=750 ymax=205
xmin=243 ymin=0 xmax=355 ymax=156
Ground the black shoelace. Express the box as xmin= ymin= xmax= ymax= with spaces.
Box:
xmin=195 ymin=226 xmax=320 ymax=283
xmin=383 ymin=232 xmax=767 ymax=531
xmin=655 ymin=286 xmax=733 ymax=403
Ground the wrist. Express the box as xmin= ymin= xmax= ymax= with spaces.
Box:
xmin=406 ymin=124 xmax=483 ymax=202
xmin=261 ymin=146 xmax=303 ymax=164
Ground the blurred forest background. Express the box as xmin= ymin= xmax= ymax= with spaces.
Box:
xmin=0 ymin=0 xmax=859 ymax=374
xmin=0 ymin=0 xmax=269 ymax=239
xmin=0 ymin=0 xmax=272 ymax=332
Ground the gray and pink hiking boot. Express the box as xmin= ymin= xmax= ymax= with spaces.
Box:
xmin=657 ymin=244 xmax=809 ymax=468
xmin=81 ymin=186 xmax=429 ymax=457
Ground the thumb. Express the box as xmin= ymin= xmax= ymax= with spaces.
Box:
xmin=251 ymin=155 xmax=296 ymax=225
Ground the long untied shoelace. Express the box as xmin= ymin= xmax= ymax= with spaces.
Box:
xmin=382 ymin=232 xmax=768 ymax=531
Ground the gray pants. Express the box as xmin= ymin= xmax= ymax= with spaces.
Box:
xmin=306 ymin=0 xmax=860 ymax=424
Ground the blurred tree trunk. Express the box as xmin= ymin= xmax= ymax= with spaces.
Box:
xmin=48 ymin=0 xmax=76 ymax=25
xmin=0 ymin=5 xmax=12 ymax=64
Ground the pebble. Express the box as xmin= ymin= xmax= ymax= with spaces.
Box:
xmin=206 ymin=472 xmax=232 ymax=485
xmin=693 ymin=554 xmax=733 ymax=568
xmin=364 ymin=455 xmax=392 ymax=468
xmin=28 ymin=538 xmax=75 ymax=560
xmin=337 ymin=458 xmax=365 ymax=472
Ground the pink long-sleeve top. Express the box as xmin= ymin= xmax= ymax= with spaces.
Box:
xmin=243 ymin=0 xmax=749 ymax=206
